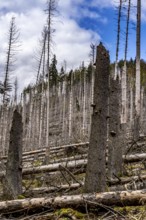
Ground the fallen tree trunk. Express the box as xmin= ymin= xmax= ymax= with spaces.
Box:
xmin=23 ymin=159 xmax=87 ymax=176
xmin=108 ymin=174 xmax=146 ymax=186
xmin=25 ymin=178 xmax=146 ymax=197
xmin=22 ymin=152 xmax=146 ymax=164
xmin=22 ymin=142 xmax=88 ymax=157
xmin=25 ymin=183 xmax=82 ymax=196
xmin=1 ymin=145 xmax=146 ymax=165
xmin=19 ymin=152 xmax=146 ymax=167
xmin=123 ymin=153 xmax=146 ymax=163
xmin=0 ymin=190 xmax=146 ymax=213
xmin=0 ymin=157 xmax=146 ymax=179
xmin=19 ymin=142 xmax=89 ymax=158
xmin=0 ymin=160 xmax=87 ymax=178
xmin=23 ymin=154 xmax=87 ymax=166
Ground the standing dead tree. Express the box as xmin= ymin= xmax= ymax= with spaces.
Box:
xmin=84 ymin=43 xmax=110 ymax=193
xmin=13 ymin=77 xmax=18 ymax=105
xmin=3 ymin=109 xmax=23 ymax=200
xmin=108 ymin=77 xmax=122 ymax=178
xmin=2 ymin=17 xmax=20 ymax=104
xmin=90 ymin=43 xmax=96 ymax=105
xmin=45 ymin=0 xmax=58 ymax=162
xmin=115 ymin=0 xmax=123 ymax=79
xmin=134 ymin=0 xmax=141 ymax=140
xmin=121 ymin=0 xmax=131 ymax=125
xmin=0 ymin=17 xmax=20 ymax=155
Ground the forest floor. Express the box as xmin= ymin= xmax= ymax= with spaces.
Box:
xmin=1 ymin=136 xmax=146 ymax=219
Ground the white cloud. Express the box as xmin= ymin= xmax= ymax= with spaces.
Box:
xmin=54 ymin=18 xmax=100 ymax=69
xmin=0 ymin=0 xmax=102 ymax=93
xmin=1 ymin=0 xmax=145 ymax=94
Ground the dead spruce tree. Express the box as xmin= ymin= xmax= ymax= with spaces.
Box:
xmin=34 ymin=27 xmax=47 ymax=148
xmin=45 ymin=0 xmax=58 ymax=162
xmin=84 ymin=43 xmax=110 ymax=193
xmin=3 ymin=109 xmax=23 ymax=199
xmin=2 ymin=17 xmax=19 ymax=103
xmin=89 ymin=43 xmax=96 ymax=105
xmin=134 ymin=0 xmax=141 ymax=140
xmin=0 ymin=17 xmax=20 ymax=155
xmin=115 ymin=0 xmax=123 ymax=79
xmin=121 ymin=0 xmax=131 ymax=125
xmin=108 ymin=77 xmax=122 ymax=178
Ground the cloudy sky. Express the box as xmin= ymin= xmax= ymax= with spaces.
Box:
xmin=0 ymin=0 xmax=146 ymax=93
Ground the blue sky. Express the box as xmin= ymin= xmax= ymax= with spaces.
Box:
xmin=0 ymin=0 xmax=145 ymax=91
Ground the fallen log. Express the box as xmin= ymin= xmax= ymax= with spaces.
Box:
xmin=1 ymin=145 xmax=146 ymax=166
xmin=50 ymin=142 xmax=89 ymax=152
xmin=123 ymin=153 xmax=146 ymax=163
xmin=23 ymin=159 xmax=87 ymax=176
xmin=25 ymin=178 xmax=146 ymax=197
xmin=22 ymin=152 xmax=146 ymax=164
xmin=0 ymin=190 xmax=146 ymax=213
xmin=0 ymin=157 xmax=146 ymax=179
xmin=0 ymin=159 xmax=87 ymax=178
xmin=0 ymin=156 xmax=146 ymax=180
xmin=108 ymin=174 xmax=146 ymax=186
xmin=23 ymin=154 xmax=87 ymax=167
xmin=0 ymin=142 xmax=89 ymax=160
xmin=23 ymin=142 xmax=89 ymax=157
xmin=25 ymin=183 xmax=82 ymax=196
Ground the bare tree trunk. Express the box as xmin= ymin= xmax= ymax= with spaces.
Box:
xmin=3 ymin=109 xmax=23 ymax=200
xmin=82 ymin=63 xmax=86 ymax=137
xmin=121 ymin=0 xmax=131 ymax=124
xmin=28 ymin=89 xmax=34 ymax=151
xmin=1 ymin=190 xmax=146 ymax=213
xmin=62 ymin=79 xmax=66 ymax=142
xmin=135 ymin=0 xmax=141 ymax=116
xmin=84 ymin=43 xmax=110 ymax=193
xmin=108 ymin=77 xmax=123 ymax=178
xmin=121 ymin=62 xmax=127 ymax=124
xmin=134 ymin=0 xmax=141 ymax=140
xmin=115 ymin=0 xmax=122 ymax=79
xmin=69 ymin=72 xmax=73 ymax=141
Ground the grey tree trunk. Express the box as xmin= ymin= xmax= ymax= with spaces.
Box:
xmin=108 ymin=77 xmax=123 ymax=178
xmin=115 ymin=0 xmax=122 ymax=79
xmin=3 ymin=109 xmax=23 ymax=199
xmin=134 ymin=0 xmax=141 ymax=140
xmin=135 ymin=0 xmax=141 ymax=116
xmin=84 ymin=43 xmax=110 ymax=193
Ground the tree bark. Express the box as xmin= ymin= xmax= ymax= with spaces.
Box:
xmin=85 ymin=43 xmax=110 ymax=193
xmin=1 ymin=190 xmax=146 ymax=213
xmin=3 ymin=109 xmax=23 ymax=199
xmin=108 ymin=77 xmax=123 ymax=178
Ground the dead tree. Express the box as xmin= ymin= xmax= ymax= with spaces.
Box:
xmin=108 ymin=77 xmax=123 ymax=178
xmin=45 ymin=0 xmax=58 ymax=163
xmin=121 ymin=0 xmax=131 ymax=125
xmin=3 ymin=109 xmax=23 ymax=199
xmin=0 ymin=17 xmax=20 ymax=155
xmin=2 ymin=17 xmax=20 ymax=104
xmin=84 ymin=43 xmax=110 ymax=193
xmin=1 ymin=190 xmax=146 ymax=214
xmin=134 ymin=0 xmax=141 ymax=140
xmin=115 ymin=0 xmax=123 ymax=79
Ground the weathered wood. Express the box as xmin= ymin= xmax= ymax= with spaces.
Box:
xmin=25 ymin=183 xmax=82 ymax=196
xmin=123 ymin=153 xmax=146 ymax=163
xmin=108 ymin=77 xmax=122 ymax=178
xmin=22 ymin=159 xmax=87 ymax=176
xmin=25 ymin=177 xmax=146 ymax=196
xmin=85 ymin=43 xmax=110 ymax=192
xmin=3 ymin=109 xmax=23 ymax=199
xmin=1 ymin=152 xmax=146 ymax=178
xmin=0 ymin=142 xmax=89 ymax=160
xmin=0 ymin=190 xmax=146 ymax=213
